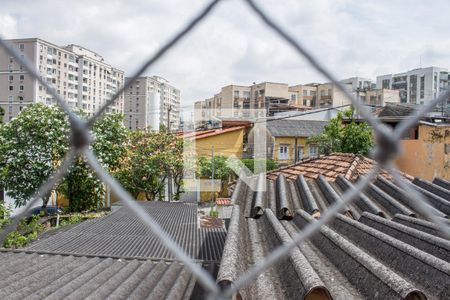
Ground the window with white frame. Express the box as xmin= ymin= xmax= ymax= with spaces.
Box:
xmin=309 ymin=144 xmax=318 ymax=157
xmin=278 ymin=144 xmax=289 ymax=160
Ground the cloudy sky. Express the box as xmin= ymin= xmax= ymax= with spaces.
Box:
xmin=1 ymin=0 xmax=450 ymax=107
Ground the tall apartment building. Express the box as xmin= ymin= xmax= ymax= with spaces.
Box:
xmin=376 ymin=67 xmax=449 ymax=107
xmin=124 ymin=76 xmax=180 ymax=131
xmin=0 ymin=38 xmax=124 ymax=122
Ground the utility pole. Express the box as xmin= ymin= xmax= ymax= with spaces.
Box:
xmin=167 ymin=104 xmax=173 ymax=202
xmin=211 ymin=145 xmax=215 ymax=203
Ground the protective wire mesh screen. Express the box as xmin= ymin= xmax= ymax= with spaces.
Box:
xmin=0 ymin=0 xmax=449 ymax=298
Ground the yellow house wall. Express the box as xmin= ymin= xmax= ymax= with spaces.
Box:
xmin=272 ymin=136 xmax=312 ymax=165
xmin=195 ymin=129 xmax=244 ymax=158
xmin=395 ymin=124 xmax=449 ymax=180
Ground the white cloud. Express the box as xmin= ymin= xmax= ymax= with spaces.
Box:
xmin=2 ymin=0 xmax=450 ymax=105
xmin=0 ymin=13 xmax=18 ymax=38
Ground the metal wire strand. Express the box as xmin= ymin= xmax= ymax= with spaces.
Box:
xmin=0 ymin=149 xmax=77 ymax=244
xmin=220 ymin=165 xmax=381 ymax=299
xmin=242 ymin=0 xmax=383 ymax=132
xmin=87 ymin=0 xmax=223 ymax=126
xmin=393 ymin=87 xmax=450 ymax=140
xmin=82 ymin=148 xmax=219 ymax=294
xmin=388 ymin=164 xmax=450 ymax=240
xmin=1 ymin=1 xmax=448 ymax=298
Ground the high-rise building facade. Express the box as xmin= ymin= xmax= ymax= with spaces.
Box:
xmin=124 ymin=76 xmax=180 ymax=131
xmin=376 ymin=67 xmax=449 ymax=107
xmin=0 ymin=38 xmax=124 ymax=122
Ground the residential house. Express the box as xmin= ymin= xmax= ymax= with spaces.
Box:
xmin=377 ymin=105 xmax=450 ymax=180
xmin=181 ymin=126 xmax=245 ymax=158
xmin=260 ymin=119 xmax=327 ymax=164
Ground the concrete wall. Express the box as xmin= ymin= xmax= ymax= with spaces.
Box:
xmin=195 ymin=128 xmax=244 ymax=158
xmin=395 ymin=124 xmax=450 ymax=180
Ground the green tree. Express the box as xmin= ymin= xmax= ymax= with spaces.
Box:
xmin=115 ymin=130 xmax=184 ymax=201
xmin=58 ymin=113 xmax=128 ymax=212
xmin=0 ymin=104 xmax=70 ymax=208
xmin=308 ymin=108 xmax=373 ymax=155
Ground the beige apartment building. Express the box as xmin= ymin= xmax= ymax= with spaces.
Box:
xmin=124 ymin=76 xmax=180 ymax=131
xmin=195 ymin=79 xmax=399 ymax=127
xmin=194 ymin=82 xmax=294 ymax=126
xmin=0 ymin=38 xmax=124 ymax=122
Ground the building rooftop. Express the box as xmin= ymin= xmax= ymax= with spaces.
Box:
xmin=25 ymin=201 xmax=225 ymax=262
xmin=266 ymin=119 xmax=328 ymax=137
xmin=220 ymin=172 xmax=450 ymax=299
xmin=180 ymin=126 xmax=245 ymax=140
xmin=266 ymin=153 xmax=403 ymax=182
xmin=0 ymin=251 xmax=199 ymax=299
xmin=0 ymin=201 xmax=227 ymax=299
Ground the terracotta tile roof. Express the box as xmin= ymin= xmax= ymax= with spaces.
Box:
xmin=216 ymin=198 xmax=231 ymax=206
xmin=266 ymin=153 xmax=411 ymax=182
xmin=180 ymin=126 xmax=245 ymax=140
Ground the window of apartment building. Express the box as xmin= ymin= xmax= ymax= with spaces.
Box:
xmin=19 ymin=44 xmax=24 ymax=51
xmin=18 ymin=96 xmax=23 ymax=102
xmin=303 ymin=90 xmax=308 ymax=96
xmin=8 ymin=105 xmax=12 ymax=113
xmin=278 ymin=145 xmax=289 ymax=160
xmin=19 ymin=75 xmax=24 ymax=81
xmin=420 ymin=76 xmax=425 ymax=99
xmin=327 ymin=89 xmax=331 ymax=96
xmin=8 ymin=64 xmax=13 ymax=71
xmin=234 ymin=90 xmax=240 ymax=99
xmin=320 ymin=90 xmax=325 ymax=97
xmin=309 ymin=145 xmax=318 ymax=158
xmin=291 ymin=94 xmax=296 ymax=101
xmin=9 ymin=86 xmax=13 ymax=91
xmin=19 ymin=85 xmax=24 ymax=91
xmin=8 ymin=75 xmax=13 ymax=82
xmin=8 ymin=96 xmax=12 ymax=103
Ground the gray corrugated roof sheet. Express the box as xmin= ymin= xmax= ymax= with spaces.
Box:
xmin=26 ymin=201 xmax=226 ymax=262
xmin=219 ymin=172 xmax=450 ymax=299
xmin=266 ymin=119 xmax=327 ymax=137
xmin=0 ymin=251 xmax=199 ymax=300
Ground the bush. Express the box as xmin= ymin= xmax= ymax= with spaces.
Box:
xmin=0 ymin=202 xmax=12 ymax=228
xmin=3 ymin=214 xmax=44 ymax=248
xmin=60 ymin=214 xmax=84 ymax=226
xmin=240 ymin=158 xmax=278 ymax=173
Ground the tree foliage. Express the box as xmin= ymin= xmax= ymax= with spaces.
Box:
xmin=0 ymin=104 xmax=128 ymax=212
xmin=240 ymin=158 xmax=278 ymax=173
xmin=0 ymin=104 xmax=70 ymax=208
xmin=308 ymin=108 xmax=373 ymax=155
xmin=58 ymin=113 xmax=128 ymax=212
xmin=115 ymin=130 xmax=184 ymax=201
